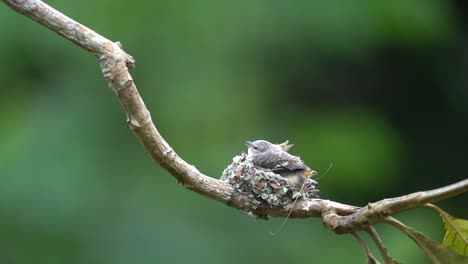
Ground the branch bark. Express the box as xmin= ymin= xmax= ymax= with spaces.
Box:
xmin=366 ymin=227 xmax=394 ymax=264
xmin=352 ymin=232 xmax=380 ymax=264
xmin=322 ymin=178 xmax=468 ymax=234
xmin=3 ymin=0 xmax=467 ymax=235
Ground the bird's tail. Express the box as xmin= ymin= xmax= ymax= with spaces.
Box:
xmin=304 ymin=168 xmax=318 ymax=177
xmin=279 ymin=140 xmax=294 ymax=152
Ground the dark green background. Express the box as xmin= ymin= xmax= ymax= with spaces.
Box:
xmin=0 ymin=0 xmax=467 ymax=263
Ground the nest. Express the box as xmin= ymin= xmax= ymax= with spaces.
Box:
xmin=221 ymin=153 xmax=319 ymax=211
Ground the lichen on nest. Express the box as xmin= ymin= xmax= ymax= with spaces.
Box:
xmin=221 ymin=153 xmax=319 ymax=212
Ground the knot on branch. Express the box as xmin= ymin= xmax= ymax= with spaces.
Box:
xmin=114 ymin=41 xmax=136 ymax=69
xmin=321 ymin=203 xmax=394 ymax=234
xmin=221 ymin=153 xmax=319 ymax=217
xmin=321 ymin=209 xmax=368 ymax=234
xmin=322 ymin=209 xmax=348 ymax=234
xmin=98 ymin=42 xmax=135 ymax=92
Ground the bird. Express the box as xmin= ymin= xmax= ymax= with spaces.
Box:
xmin=245 ymin=140 xmax=317 ymax=178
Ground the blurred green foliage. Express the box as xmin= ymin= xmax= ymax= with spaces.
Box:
xmin=0 ymin=0 xmax=467 ymax=263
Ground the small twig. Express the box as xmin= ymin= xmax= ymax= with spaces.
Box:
xmin=383 ymin=217 xmax=424 ymax=247
xmin=366 ymin=226 xmax=394 ymax=264
xmin=315 ymin=162 xmax=333 ymax=181
xmin=352 ymin=232 xmax=380 ymax=264
xmin=383 ymin=217 xmax=438 ymax=261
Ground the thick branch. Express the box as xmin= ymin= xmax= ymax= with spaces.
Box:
xmin=3 ymin=0 xmax=467 ymax=232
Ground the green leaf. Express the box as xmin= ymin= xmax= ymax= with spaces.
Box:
xmin=441 ymin=214 xmax=468 ymax=257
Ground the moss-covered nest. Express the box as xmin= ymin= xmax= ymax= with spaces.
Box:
xmin=221 ymin=153 xmax=319 ymax=212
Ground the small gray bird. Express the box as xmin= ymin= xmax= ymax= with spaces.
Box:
xmin=245 ymin=140 xmax=317 ymax=178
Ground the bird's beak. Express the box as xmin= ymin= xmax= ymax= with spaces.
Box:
xmin=245 ymin=141 xmax=253 ymax=148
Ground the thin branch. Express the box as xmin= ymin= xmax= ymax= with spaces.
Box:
xmin=365 ymin=227 xmax=395 ymax=264
xmin=2 ymin=0 xmax=467 ymax=234
xmin=352 ymin=232 xmax=380 ymax=264
xmin=383 ymin=217 xmax=445 ymax=263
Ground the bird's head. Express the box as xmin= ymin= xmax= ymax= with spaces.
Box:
xmin=246 ymin=140 xmax=274 ymax=155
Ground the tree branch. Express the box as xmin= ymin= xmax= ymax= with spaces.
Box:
xmin=321 ymin=178 xmax=468 ymax=234
xmin=384 ymin=217 xmax=441 ymax=262
xmin=3 ymin=0 xmax=467 ymax=235
xmin=365 ymin=227 xmax=394 ymax=264
xmin=352 ymin=232 xmax=380 ymax=264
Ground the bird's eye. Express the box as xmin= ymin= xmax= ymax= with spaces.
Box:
xmin=253 ymin=146 xmax=258 ymax=150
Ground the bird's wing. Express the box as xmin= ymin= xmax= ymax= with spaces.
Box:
xmin=275 ymin=152 xmax=307 ymax=171
xmin=254 ymin=151 xmax=307 ymax=171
